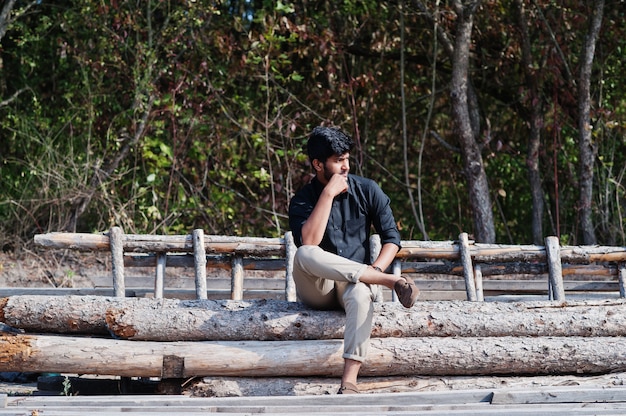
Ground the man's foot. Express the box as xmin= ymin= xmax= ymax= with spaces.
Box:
xmin=394 ymin=275 xmax=419 ymax=308
xmin=337 ymin=382 xmax=360 ymax=394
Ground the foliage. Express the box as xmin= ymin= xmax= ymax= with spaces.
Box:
xmin=0 ymin=0 xmax=625 ymax=246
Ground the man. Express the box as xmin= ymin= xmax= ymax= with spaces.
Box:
xmin=288 ymin=126 xmax=419 ymax=394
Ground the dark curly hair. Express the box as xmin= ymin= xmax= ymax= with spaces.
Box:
xmin=306 ymin=126 xmax=354 ymax=164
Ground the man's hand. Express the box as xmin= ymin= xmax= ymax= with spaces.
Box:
xmin=300 ymin=174 xmax=348 ymax=246
xmin=323 ymin=173 xmax=349 ymax=198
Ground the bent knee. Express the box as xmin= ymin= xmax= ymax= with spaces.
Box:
xmin=343 ymin=282 xmax=375 ymax=304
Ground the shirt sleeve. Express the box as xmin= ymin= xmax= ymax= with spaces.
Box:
xmin=368 ymin=180 xmax=401 ymax=249
xmin=288 ymin=191 xmax=314 ymax=247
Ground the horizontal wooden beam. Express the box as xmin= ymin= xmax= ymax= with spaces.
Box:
xmin=4 ymin=296 xmax=626 ymax=339
xmin=35 ymin=232 xmax=626 ymax=263
xmin=34 ymin=232 xmax=285 ymax=255
xmin=3 ymin=333 xmax=626 ymax=377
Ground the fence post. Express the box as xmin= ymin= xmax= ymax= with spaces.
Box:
xmin=231 ymin=255 xmax=244 ymax=300
xmin=545 ymin=236 xmax=565 ymax=301
xmin=193 ymin=229 xmax=207 ymax=300
xmin=284 ymin=232 xmax=297 ymax=302
xmin=110 ymin=226 xmax=125 ymax=298
xmin=618 ymin=263 xmax=626 ymax=298
xmin=474 ymin=264 xmax=484 ymax=301
xmin=459 ymin=232 xmax=477 ymax=301
xmin=154 ymin=253 xmax=166 ymax=299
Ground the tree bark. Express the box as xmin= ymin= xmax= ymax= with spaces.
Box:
xmin=514 ymin=0 xmax=545 ymax=245
xmin=577 ymin=1 xmax=604 ymax=245
xmin=4 ymin=296 xmax=626 ymax=340
xmin=449 ymin=1 xmax=495 ymax=243
xmin=3 ymin=333 xmax=626 ymax=377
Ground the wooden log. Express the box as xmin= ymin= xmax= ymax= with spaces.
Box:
xmin=284 ymin=231 xmax=297 ymax=302
xmin=3 ymin=333 xmax=626 ymax=377
xmin=35 ymin=232 xmax=626 ymax=263
xmin=154 ymin=253 xmax=166 ymax=299
xmin=546 ymin=236 xmax=565 ymax=301
xmin=5 ymin=296 xmax=626 ymax=340
xmin=459 ymin=233 xmax=477 ymax=301
xmin=34 ymin=232 xmax=285 ymax=255
xmin=402 ymin=261 xmax=618 ymax=278
xmin=231 ymin=255 xmax=244 ymax=300
xmin=474 ymin=264 xmax=484 ymax=301
xmin=0 ymin=296 xmax=169 ymax=334
xmin=110 ymin=226 xmax=125 ymax=298
xmin=104 ymin=298 xmax=626 ymax=341
xmin=619 ymin=263 xmax=626 ymax=298
xmin=193 ymin=229 xmax=207 ymax=300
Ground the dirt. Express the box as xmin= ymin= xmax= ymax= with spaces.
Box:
xmin=0 ymin=247 xmax=107 ymax=290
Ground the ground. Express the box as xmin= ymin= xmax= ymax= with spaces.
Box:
xmin=0 ymin=247 xmax=106 ymax=290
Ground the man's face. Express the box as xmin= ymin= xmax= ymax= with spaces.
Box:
xmin=320 ymin=152 xmax=350 ymax=183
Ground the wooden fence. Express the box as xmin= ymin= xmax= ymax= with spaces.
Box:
xmin=32 ymin=227 xmax=626 ymax=302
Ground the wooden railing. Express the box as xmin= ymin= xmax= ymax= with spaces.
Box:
xmin=33 ymin=227 xmax=626 ymax=302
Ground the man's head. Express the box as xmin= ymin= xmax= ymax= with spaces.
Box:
xmin=307 ymin=126 xmax=354 ymax=165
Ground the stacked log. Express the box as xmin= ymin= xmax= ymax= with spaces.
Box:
xmin=3 ymin=295 xmax=626 ymax=378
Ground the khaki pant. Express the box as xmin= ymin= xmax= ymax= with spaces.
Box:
xmin=293 ymin=245 xmax=377 ymax=362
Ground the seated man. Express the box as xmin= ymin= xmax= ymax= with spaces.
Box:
xmin=288 ymin=126 xmax=419 ymax=394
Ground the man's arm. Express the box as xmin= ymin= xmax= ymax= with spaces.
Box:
xmin=300 ymin=174 xmax=348 ymax=245
xmin=371 ymin=242 xmax=400 ymax=272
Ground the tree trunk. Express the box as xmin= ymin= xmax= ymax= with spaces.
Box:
xmin=3 ymin=333 xmax=626 ymax=377
xmin=106 ymin=298 xmax=626 ymax=341
xmin=577 ymin=1 xmax=604 ymax=245
xmin=4 ymin=296 xmax=626 ymax=340
xmin=514 ymin=0 xmax=545 ymax=245
xmin=449 ymin=1 xmax=495 ymax=243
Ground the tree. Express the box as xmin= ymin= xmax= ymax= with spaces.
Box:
xmin=513 ymin=0 xmax=545 ymax=245
xmin=577 ymin=0 xmax=604 ymax=245
xmin=416 ymin=0 xmax=494 ymax=243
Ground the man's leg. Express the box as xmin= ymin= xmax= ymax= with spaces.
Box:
xmin=292 ymin=245 xmax=368 ymax=309
xmin=336 ymin=281 xmax=375 ymax=393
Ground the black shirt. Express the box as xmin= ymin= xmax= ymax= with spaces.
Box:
xmin=288 ymin=174 xmax=401 ymax=264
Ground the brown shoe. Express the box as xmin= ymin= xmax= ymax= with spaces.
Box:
xmin=394 ymin=275 xmax=419 ymax=308
xmin=337 ymin=382 xmax=360 ymax=394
